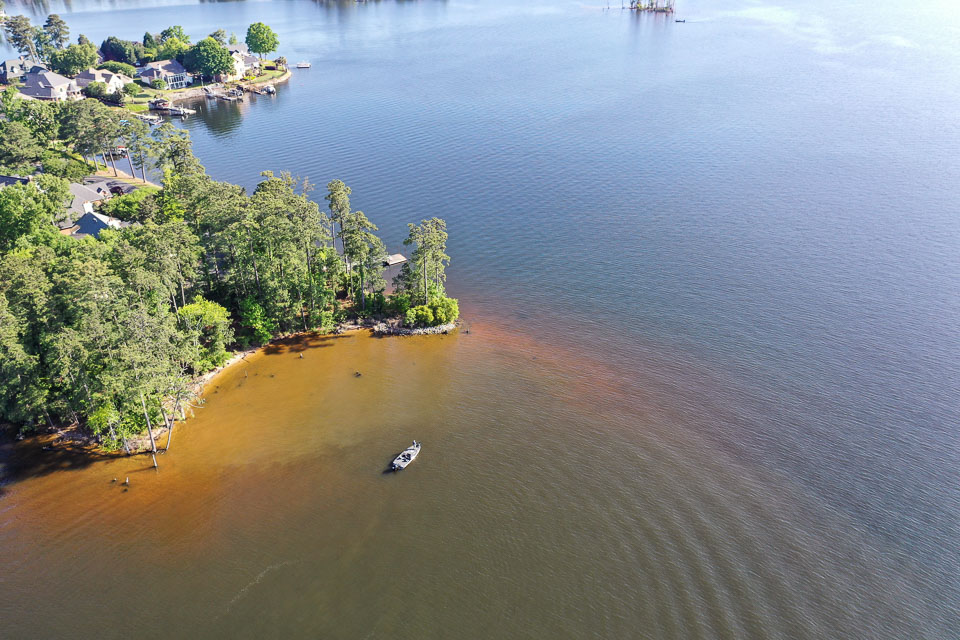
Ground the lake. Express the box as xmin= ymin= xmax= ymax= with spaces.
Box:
xmin=2 ymin=0 xmax=959 ymax=637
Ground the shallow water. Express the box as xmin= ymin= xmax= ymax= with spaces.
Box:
xmin=2 ymin=0 xmax=959 ymax=637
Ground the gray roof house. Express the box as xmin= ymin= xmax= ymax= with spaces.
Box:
xmin=75 ymin=68 xmax=134 ymax=94
xmin=68 ymin=211 xmax=130 ymax=239
xmin=19 ymin=69 xmax=81 ymax=101
xmin=67 ymin=182 xmax=110 ymax=220
xmin=0 ymin=175 xmax=31 ymax=189
xmin=137 ymin=59 xmax=192 ymax=89
xmin=1 ymin=56 xmax=29 ymax=84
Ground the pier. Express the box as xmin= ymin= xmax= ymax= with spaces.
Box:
xmin=630 ymin=0 xmax=674 ymax=12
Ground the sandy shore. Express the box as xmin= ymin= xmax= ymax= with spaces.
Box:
xmin=10 ymin=316 xmax=459 ymax=459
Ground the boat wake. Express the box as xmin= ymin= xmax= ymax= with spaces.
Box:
xmin=225 ymin=559 xmax=300 ymax=612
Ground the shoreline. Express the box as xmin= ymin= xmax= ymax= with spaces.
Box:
xmin=166 ymin=69 xmax=293 ymax=104
xmin=3 ymin=316 xmax=461 ymax=467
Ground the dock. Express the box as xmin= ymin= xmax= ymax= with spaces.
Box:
xmin=384 ymin=253 xmax=407 ymax=266
xmin=630 ymin=0 xmax=674 ymax=12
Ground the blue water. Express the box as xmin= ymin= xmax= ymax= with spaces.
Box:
xmin=4 ymin=0 xmax=959 ymax=636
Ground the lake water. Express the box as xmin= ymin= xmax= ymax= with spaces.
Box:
xmin=2 ymin=0 xmax=959 ymax=638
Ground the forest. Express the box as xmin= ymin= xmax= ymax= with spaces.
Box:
xmin=0 ymin=92 xmax=458 ymax=449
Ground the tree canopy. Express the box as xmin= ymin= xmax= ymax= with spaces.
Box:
xmin=3 ymin=15 xmax=38 ymax=59
xmin=183 ymin=37 xmax=234 ymax=78
xmin=245 ymin=22 xmax=278 ymax=59
xmin=49 ymin=42 xmax=98 ymax=76
xmin=43 ymin=14 xmax=70 ymax=49
xmin=160 ymin=25 xmax=190 ymax=44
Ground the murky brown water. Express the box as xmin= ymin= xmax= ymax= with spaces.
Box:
xmin=0 ymin=322 xmax=943 ymax=639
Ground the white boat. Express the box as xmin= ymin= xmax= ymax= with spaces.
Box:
xmin=391 ymin=441 xmax=421 ymax=471
xmin=296 ymin=61 xmax=312 ymax=68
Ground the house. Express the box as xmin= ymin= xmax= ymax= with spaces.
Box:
xmin=228 ymin=45 xmax=260 ymax=73
xmin=75 ymin=68 xmax=134 ymax=94
xmin=67 ymin=182 xmax=110 ymax=220
xmin=64 ymin=211 xmax=130 ymax=239
xmin=0 ymin=56 xmax=28 ymax=84
xmin=0 ymin=175 xmax=31 ymax=190
xmin=19 ymin=69 xmax=81 ymax=101
xmin=222 ymin=46 xmax=261 ymax=81
xmin=137 ymin=59 xmax=192 ymax=90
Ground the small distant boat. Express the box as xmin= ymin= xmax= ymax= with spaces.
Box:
xmin=391 ymin=441 xmax=421 ymax=471
xmin=296 ymin=61 xmax=312 ymax=68
xmin=675 ymin=19 xmax=685 ymax=22
xmin=264 ymin=85 xmax=276 ymax=94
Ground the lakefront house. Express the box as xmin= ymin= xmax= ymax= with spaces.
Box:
xmin=75 ymin=68 xmax=134 ymax=94
xmin=0 ymin=56 xmax=30 ymax=84
xmin=137 ymin=59 xmax=192 ymax=89
xmin=226 ymin=44 xmax=261 ymax=80
xmin=18 ymin=69 xmax=81 ymax=101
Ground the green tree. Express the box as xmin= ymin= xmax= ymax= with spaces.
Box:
xmin=0 ymin=175 xmax=70 ymax=251
xmin=150 ymin=78 xmax=167 ymax=90
xmin=43 ymin=14 xmax=69 ymax=49
xmin=1 ymin=88 xmax=60 ymax=147
xmin=209 ymin=28 xmax=227 ymax=45
xmin=0 ymin=287 xmax=49 ymax=428
xmin=77 ymin=33 xmax=92 ymax=46
xmin=156 ymin=36 xmax=189 ymax=62
xmin=183 ymin=37 xmax=234 ymax=79
xmin=3 ymin=15 xmax=38 ymax=60
xmin=118 ymin=117 xmax=152 ymax=183
xmin=325 ymin=179 xmax=352 ymax=273
xmin=160 ymin=25 xmax=190 ymax=44
xmin=49 ymin=42 xmax=98 ymax=76
xmin=343 ymin=210 xmax=386 ymax=310
xmin=59 ymin=99 xmax=121 ymax=172
xmin=239 ymin=297 xmax=275 ymax=345
xmin=0 ymin=120 xmax=43 ymax=168
xmin=228 ymin=32 xmax=238 ymax=45
xmin=245 ymin=22 xmax=278 ymax=59
xmin=99 ymin=60 xmax=137 ymax=77
xmin=401 ymin=217 xmax=450 ymax=304
xmin=177 ymin=295 xmax=233 ymax=371
xmin=81 ymin=80 xmax=107 ymax=100
xmin=99 ymin=187 xmax=160 ymax=221
xmin=100 ymin=36 xmax=145 ymax=65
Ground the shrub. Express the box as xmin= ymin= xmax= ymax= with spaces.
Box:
xmin=99 ymin=61 xmax=137 ymax=77
xmin=82 ymin=81 xmax=107 ymax=99
xmin=99 ymin=187 xmax=160 ymax=221
xmin=428 ymin=297 xmax=459 ymax=325
xmin=123 ymin=83 xmax=140 ymax=96
xmin=41 ymin=153 xmax=92 ymax=182
xmin=405 ymin=305 xmax=434 ymax=327
xmin=150 ymin=78 xmax=167 ymax=90
xmin=387 ymin=292 xmax=412 ymax=316
xmin=315 ymin=309 xmax=335 ymax=332
xmin=239 ymin=297 xmax=276 ymax=345
xmin=104 ymin=91 xmax=125 ymax=106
